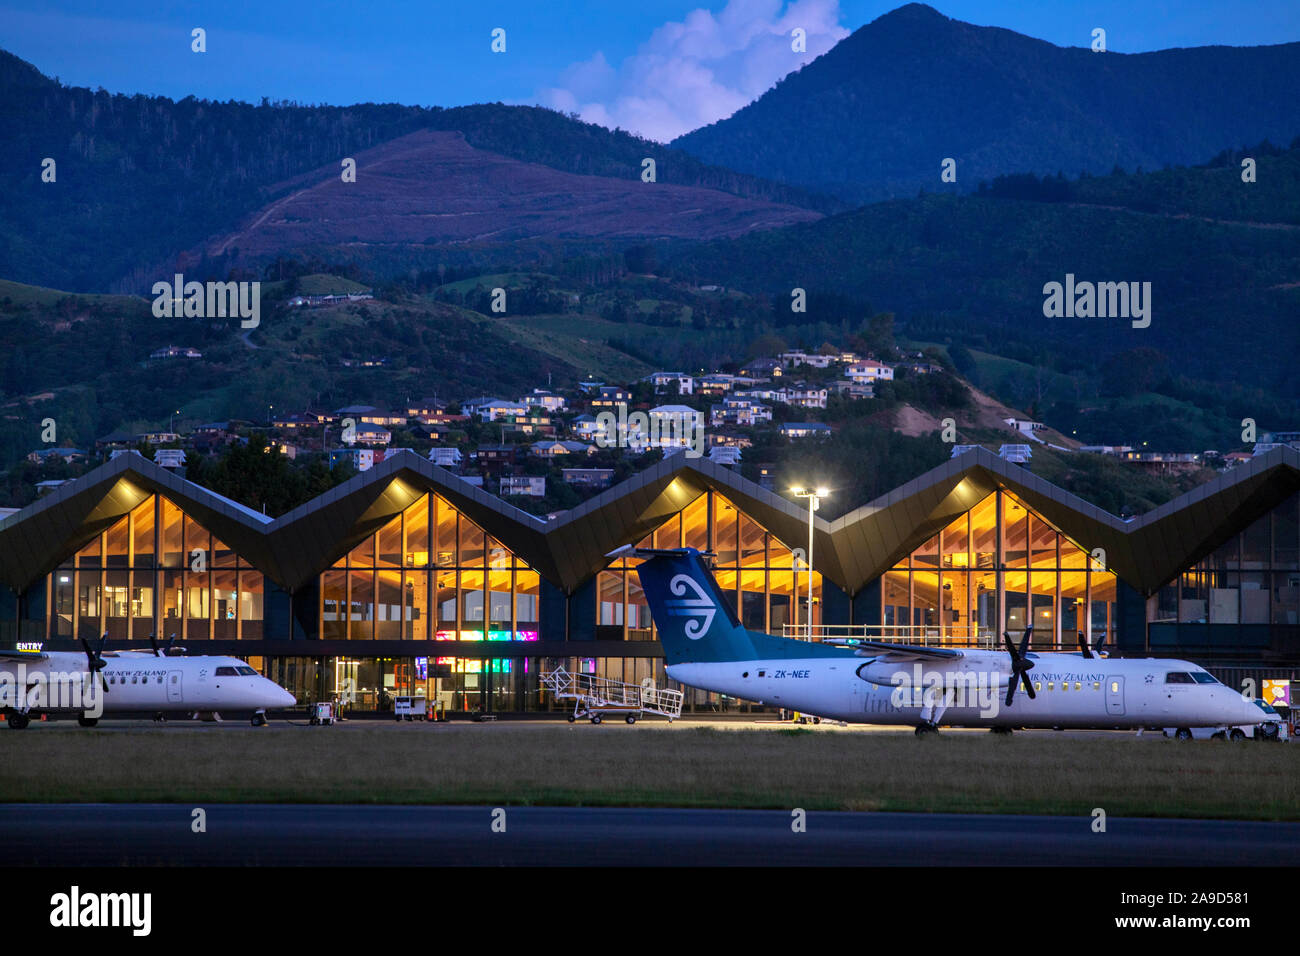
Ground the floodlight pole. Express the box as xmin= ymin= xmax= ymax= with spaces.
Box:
xmin=791 ymin=488 xmax=826 ymax=640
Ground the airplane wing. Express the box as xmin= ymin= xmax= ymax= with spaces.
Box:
xmin=822 ymin=639 xmax=965 ymax=661
xmin=0 ymin=650 xmax=49 ymax=660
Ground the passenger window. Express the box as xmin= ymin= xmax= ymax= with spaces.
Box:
xmin=1074 ymin=682 xmax=1081 ymax=691
xmin=1047 ymin=682 xmax=1055 ymax=691
xmin=1093 ymin=682 xmax=1100 ymax=691
xmin=1110 ymin=681 xmax=1119 ymax=693
xmin=1033 ymin=681 xmax=1041 ymax=691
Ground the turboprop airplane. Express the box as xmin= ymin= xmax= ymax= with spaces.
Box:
xmin=632 ymin=547 xmax=1269 ymax=737
xmin=0 ymin=633 xmax=296 ymax=730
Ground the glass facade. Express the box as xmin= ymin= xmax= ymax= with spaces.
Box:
xmin=1153 ymin=492 xmax=1300 ymax=627
xmin=264 ymin=653 xmax=753 ymax=715
xmin=882 ymin=490 xmax=1116 ymax=648
xmin=16 ymin=466 xmax=1298 ymax=712
xmin=597 ymin=491 xmax=821 ymax=640
xmin=319 ymin=493 xmax=542 ymax=643
xmin=47 ymin=495 xmax=263 ymax=641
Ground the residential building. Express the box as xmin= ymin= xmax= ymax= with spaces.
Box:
xmin=561 ymin=468 xmax=615 ymax=489
xmin=149 ymin=345 xmax=202 ymax=360
xmin=428 ymin=447 xmax=463 ymax=469
xmin=26 ymin=447 xmax=85 ymax=465
xmin=501 ymin=475 xmax=546 ymax=497
xmin=780 ymin=422 xmax=832 ymax=439
xmin=154 ymin=448 xmax=187 ymax=469
xmin=522 ymin=389 xmax=567 ymax=412
xmin=846 ymin=361 xmax=895 ymax=383
xmin=786 ymin=384 xmax=829 ymax=410
xmin=646 ymin=372 xmax=694 ymax=396
xmin=589 ymin=386 xmax=632 ymax=410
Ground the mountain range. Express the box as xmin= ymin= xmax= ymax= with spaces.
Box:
xmin=674 ymin=3 xmax=1300 ymax=202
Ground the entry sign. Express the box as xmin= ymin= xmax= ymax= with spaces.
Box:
xmin=1263 ymin=680 xmax=1290 ymax=707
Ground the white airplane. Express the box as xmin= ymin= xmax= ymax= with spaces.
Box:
xmin=634 ymin=548 xmax=1270 ymax=737
xmin=0 ymin=634 xmax=296 ymax=730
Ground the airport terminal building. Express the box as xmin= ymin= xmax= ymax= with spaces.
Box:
xmin=0 ymin=446 xmax=1297 ymax=714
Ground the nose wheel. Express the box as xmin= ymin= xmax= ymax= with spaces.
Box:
xmin=251 ymin=711 xmax=268 ymax=727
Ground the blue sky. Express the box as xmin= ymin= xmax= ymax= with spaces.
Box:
xmin=2 ymin=1 xmax=1296 ymax=141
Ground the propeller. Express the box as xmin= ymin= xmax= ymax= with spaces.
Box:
xmin=1077 ymin=630 xmax=1107 ymax=659
xmin=149 ymin=632 xmax=178 ymax=658
xmin=1003 ymin=625 xmax=1035 ymax=707
xmin=81 ymin=631 xmax=109 ymax=694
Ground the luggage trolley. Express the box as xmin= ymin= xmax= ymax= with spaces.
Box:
xmin=540 ymin=667 xmax=683 ymax=724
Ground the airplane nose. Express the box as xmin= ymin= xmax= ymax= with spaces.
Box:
xmin=261 ymin=679 xmax=296 ymax=709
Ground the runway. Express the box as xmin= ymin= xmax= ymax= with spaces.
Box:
xmin=5 ymin=803 xmax=1298 ymax=866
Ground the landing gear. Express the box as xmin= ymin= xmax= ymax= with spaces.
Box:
xmin=153 ymin=713 xmax=167 ymax=723
xmin=6 ymin=712 xmax=30 ymax=730
xmin=914 ymin=723 xmax=938 ymax=736
xmin=250 ymin=711 xmax=268 ymax=728
xmin=77 ymin=715 xmax=99 ymax=728
xmin=1174 ymin=727 xmax=1193 ymax=740
xmin=990 ymin=726 xmax=1013 ymax=735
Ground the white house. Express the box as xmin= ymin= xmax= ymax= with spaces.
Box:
xmin=154 ymin=448 xmax=187 ymax=469
xmin=846 ymin=361 xmax=895 ymax=383
xmin=647 ymin=372 xmax=695 ymax=396
xmin=428 ymin=447 xmax=463 ymax=468
xmin=463 ymin=398 xmax=528 ymax=422
xmin=523 ymin=389 xmax=566 ymax=412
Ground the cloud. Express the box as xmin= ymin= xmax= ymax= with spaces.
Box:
xmin=535 ymin=0 xmax=849 ymax=143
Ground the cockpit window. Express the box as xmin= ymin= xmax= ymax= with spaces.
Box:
xmin=236 ymin=666 xmax=258 ymax=676
xmin=1190 ymin=672 xmax=1219 ymax=684
xmin=215 ymin=666 xmax=239 ymax=676
xmin=1164 ymin=672 xmax=1195 ymax=684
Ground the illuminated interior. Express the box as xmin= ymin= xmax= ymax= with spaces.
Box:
xmin=49 ymin=495 xmax=263 ymax=641
xmin=882 ymin=490 xmax=1116 ymax=647
xmin=319 ymin=492 xmax=541 ymax=643
xmin=597 ymin=490 xmax=822 ymax=640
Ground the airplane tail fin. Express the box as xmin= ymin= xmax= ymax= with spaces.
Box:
xmin=633 ymin=548 xmax=756 ymax=665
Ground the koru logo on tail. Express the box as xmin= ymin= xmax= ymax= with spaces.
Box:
xmin=666 ymin=574 xmax=715 ymax=639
